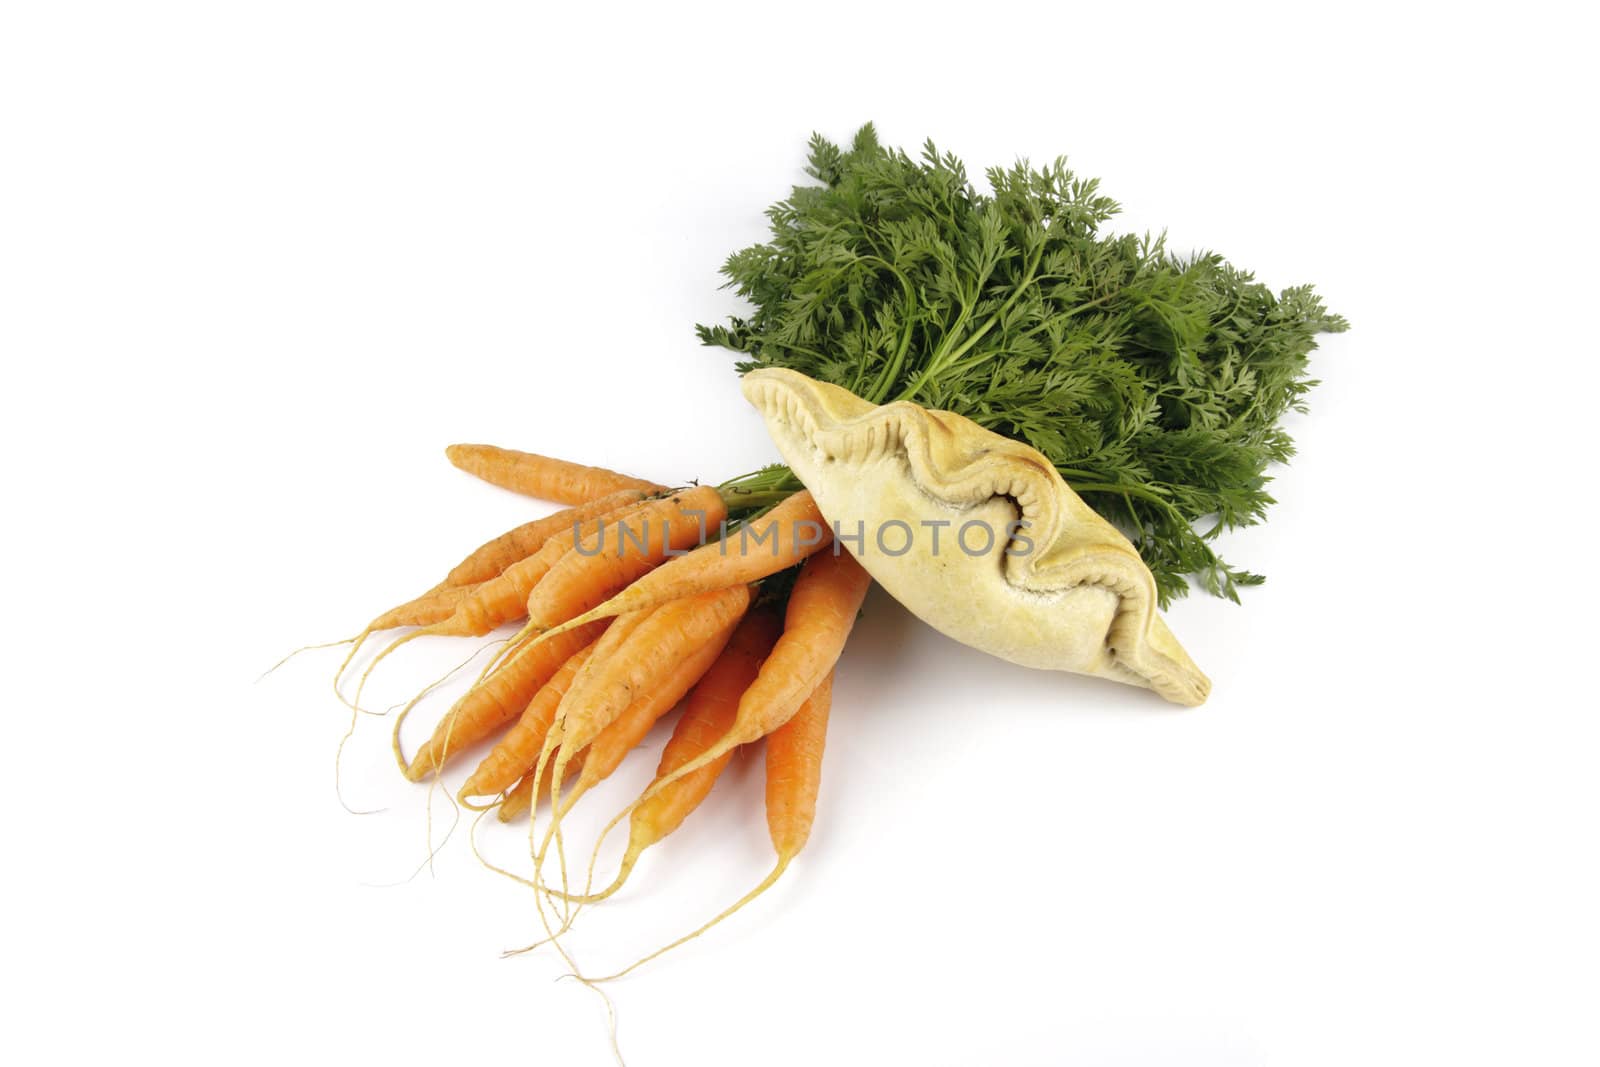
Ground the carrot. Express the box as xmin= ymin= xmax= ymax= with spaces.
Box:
xmin=366 ymin=583 xmax=477 ymax=632
xmin=593 ymin=671 xmax=834 ymax=980
xmin=324 ymin=582 xmax=468 ymax=698
xmin=533 ymin=490 xmax=829 ymax=643
xmin=482 ymin=606 xmax=664 ymax=806
xmin=496 ymin=771 xmax=537 ymax=822
xmin=400 ymin=492 xmax=660 ymax=641
xmin=383 ymin=485 xmax=724 ymax=709
xmin=763 ymin=671 xmax=833 ymax=865
xmin=544 ymin=585 xmax=753 ymax=784
xmin=347 ymin=493 xmax=658 ymax=713
xmin=561 ymin=606 xmax=743 ymax=813
xmin=271 ymin=587 xmax=477 ymax=688
xmin=496 ymin=755 xmax=584 ymax=822
xmin=413 ymin=515 xmax=603 ymax=639
xmin=548 ymin=604 xmax=656 ymax=705
xmin=582 ymin=548 xmax=868 ymax=888
xmin=522 ymin=485 xmax=729 ymax=635
xmin=446 ymin=444 xmax=662 ymax=504
xmin=324 ymin=585 xmax=477 ymax=688
xmin=402 ymin=620 xmax=607 ymax=780
xmin=326 ymin=584 xmax=484 ymax=710
xmin=458 ymin=639 xmax=599 ymax=804
xmin=330 ymin=489 xmax=653 ymax=698
xmin=527 ymin=585 xmax=754 ymax=906
xmin=571 ymin=608 xmax=782 ymax=902
xmin=708 ymin=548 xmax=864 ymax=749
xmin=433 ymin=488 xmax=657 ymax=590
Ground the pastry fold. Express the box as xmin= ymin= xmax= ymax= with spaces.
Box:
xmin=743 ymin=368 xmax=1210 ymax=706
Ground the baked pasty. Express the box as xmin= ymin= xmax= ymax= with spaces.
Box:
xmin=743 ymin=368 xmax=1210 ymax=706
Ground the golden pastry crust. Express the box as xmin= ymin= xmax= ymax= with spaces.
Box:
xmin=743 ymin=368 xmax=1210 ymax=706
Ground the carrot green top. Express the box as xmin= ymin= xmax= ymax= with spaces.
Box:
xmin=700 ymin=123 xmax=1346 ymax=605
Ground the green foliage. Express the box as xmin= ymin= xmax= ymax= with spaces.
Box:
xmin=700 ymin=124 xmax=1346 ymax=605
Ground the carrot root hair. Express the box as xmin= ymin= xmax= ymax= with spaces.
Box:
xmin=389 ymin=638 xmax=509 ymax=776
xmin=329 ymin=626 xmax=379 ymax=711
xmin=258 ymin=634 xmax=358 ymax=683
xmin=563 ymin=838 xmax=643 ymax=906
xmin=344 ymin=629 xmax=428 ymax=716
xmin=588 ymin=856 xmax=793 ymax=983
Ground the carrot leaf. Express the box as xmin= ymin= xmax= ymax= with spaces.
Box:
xmin=699 ymin=123 xmax=1347 ymax=605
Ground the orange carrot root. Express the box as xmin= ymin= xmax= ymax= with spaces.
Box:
xmin=497 ymin=774 xmax=535 ymax=822
xmin=591 ymin=671 xmax=833 ymax=981
xmin=491 ymin=751 xmax=586 ymax=820
xmin=402 ymin=621 xmax=608 ymax=780
xmin=568 ymin=608 xmax=783 ymax=904
xmin=393 ymin=491 xmax=661 ymax=648
xmin=436 ymin=488 xmax=655 ymax=589
xmin=529 ymin=585 xmax=755 ymax=928
xmin=555 ymin=606 xmax=743 ymax=818
xmin=334 ymin=491 xmax=655 ymax=711
xmin=583 ymin=549 xmax=867 ymax=881
xmin=330 ymin=585 xmax=482 ymax=711
xmin=524 ymin=485 xmax=730 ymax=634
xmin=446 ymin=444 xmax=662 ymax=504
xmin=460 ymin=640 xmax=599 ymax=803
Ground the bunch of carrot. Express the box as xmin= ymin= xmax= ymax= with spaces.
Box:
xmin=329 ymin=444 xmax=869 ymax=971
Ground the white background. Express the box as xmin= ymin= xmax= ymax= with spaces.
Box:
xmin=3 ymin=3 xmax=1596 ymax=1065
